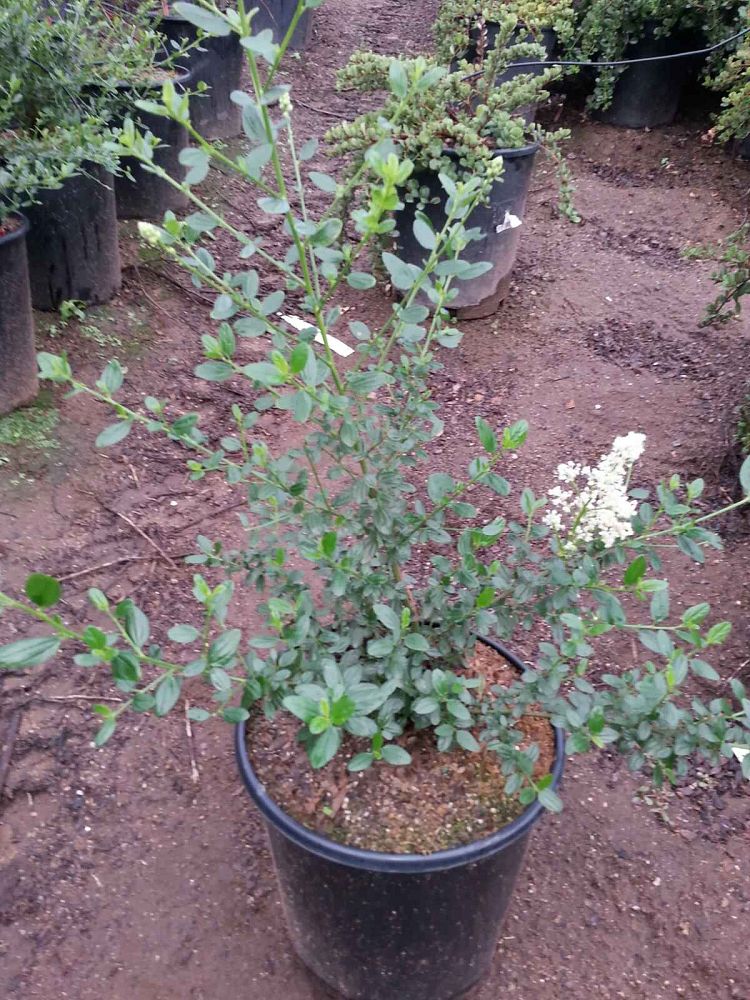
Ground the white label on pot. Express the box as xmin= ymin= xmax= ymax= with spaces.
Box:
xmin=496 ymin=212 xmax=522 ymax=234
xmin=281 ymin=314 xmax=354 ymax=358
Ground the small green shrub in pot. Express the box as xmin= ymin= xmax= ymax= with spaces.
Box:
xmin=327 ymin=19 xmax=578 ymax=315
xmin=434 ymin=0 xmax=577 ymax=61
xmin=2 ymin=2 xmax=750 ymax=997
xmin=709 ymin=10 xmax=750 ymax=149
xmin=573 ymin=0 xmax=745 ymax=115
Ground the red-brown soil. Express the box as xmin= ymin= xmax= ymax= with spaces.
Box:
xmin=1 ymin=1 xmax=750 ymax=998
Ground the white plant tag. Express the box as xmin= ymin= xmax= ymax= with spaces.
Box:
xmin=495 ymin=211 xmax=522 ymax=234
xmin=732 ymin=746 xmax=749 ymax=764
xmin=281 ymin=314 xmax=354 ymax=358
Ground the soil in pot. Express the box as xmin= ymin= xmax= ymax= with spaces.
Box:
xmin=595 ymin=23 xmax=700 ymax=129
xmin=114 ymin=68 xmax=192 ymax=221
xmin=238 ymin=639 xmax=563 ymax=1000
xmin=251 ymin=0 xmax=314 ymax=49
xmin=396 ymin=144 xmax=539 ymax=321
xmin=24 ymin=165 xmax=121 ymax=312
xmin=0 ymin=214 xmax=38 ymax=414
xmin=153 ymin=13 xmax=243 ymax=139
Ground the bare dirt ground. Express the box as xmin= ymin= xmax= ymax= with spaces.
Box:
xmin=1 ymin=1 xmax=750 ymax=998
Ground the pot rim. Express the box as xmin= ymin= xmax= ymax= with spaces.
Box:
xmin=0 ymin=212 xmax=29 ymax=247
xmin=235 ymin=635 xmax=565 ymax=874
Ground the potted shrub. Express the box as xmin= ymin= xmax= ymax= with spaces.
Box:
xmin=709 ymin=15 xmax=750 ymax=158
xmin=327 ymin=22 xmax=577 ymax=318
xmin=2 ymin=3 xmax=750 ymax=997
xmin=435 ymin=0 xmax=576 ymax=94
xmin=151 ymin=1 xmax=244 ymax=139
xmin=0 ymin=0 xmax=123 ymax=310
xmin=573 ymin=0 xmax=743 ymax=128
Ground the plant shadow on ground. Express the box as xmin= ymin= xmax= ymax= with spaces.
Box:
xmin=1 ymin=1 xmax=750 ymax=998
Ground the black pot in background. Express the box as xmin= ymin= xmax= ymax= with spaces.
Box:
xmin=396 ymin=144 xmax=539 ymax=320
xmin=0 ymin=214 xmax=37 ymax=414
xmin=114 ymin=68 xmax=192 ymax=222
xmin=25 ymin=165 xmax=121 ymax=312
xmin=251 ymin=0 xmax=313 ymax=49
xmin=235 ymin=637 xmax=565 ymax=1000
xmin=595 ymin=22 xmax=700 ymax=129
xmin=154 ymin=14 xmax=242 ymax=140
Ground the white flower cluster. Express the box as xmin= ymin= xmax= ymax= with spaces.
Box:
xmin=543 ymin=432 xmax=647 ymax=550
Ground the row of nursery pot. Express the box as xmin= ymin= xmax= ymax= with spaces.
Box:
xmin=0 ymin=0 xmax=319 ymax=415
xmin=2 ymin=4 xmax=750 ymax=1000
xmin=436 ymin=0 xmax=749 ymax=134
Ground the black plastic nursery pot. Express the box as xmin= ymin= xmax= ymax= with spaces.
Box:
xmin=154 ymin=14 xmax=242 ymax=139
xmin=396 ymin=144 xmax=539 ymax=321
xmin=114 ymin=69 xmax=192 ymax=222
xmin=251 ymin=0 xmax=314 ymax=49
xmin=24 ymin=165 xmax=121 ymax=312
xmin=235 ymin=637 xmax=565 ymax=1000
xmin=0 ymin=215 xmax=38 ymax=415
xmin=595 ymin=23 xmax=697 ymax=129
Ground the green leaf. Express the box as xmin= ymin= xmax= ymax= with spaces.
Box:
xmin=538 ymin=786 xmax=563 ymax=812
xmin=476 ymin=587 xmax=495 ymax=609
xmin=117 ymin=600 xmax=149 ymax=648
xmin=348 ymin=752 xmax=374 ymax=772
xmin=706 ymin=621 xmax=731 ymax=646
xmin=24 ymin=573 xmax=61 ymax=608
xmin=188 ymin=707 xmax=211 ymax=722
xmin=740 ymin=455 xmax=750 ymax=495
xmin=168 ymin=624 xmax=200 ymax=644
xmin=427 ymin=472 xmax=454 ymax=504
xmin=257 ymin=197 xmax=289 ymax=215
xmin=413 ymin=696 xmax=439 ymax=714
xmin=154 ymin=675 xmax=181 ymax=716
xmin=624 ymin=555 xmax=647 ymax=586
xmin=99 ymin=360 xmax=124 ymax=394
xmin=172 ymin=3 xmax=231 ymax=35
xmin=242 ymin=362 xmax=286 ymax=386
xmin=404 ymin=633 xmax=431 ymax=652
xmin=283 ymin=695 xmax=318 ymax=723
xmin=382 ymin=251 xmax=420 ymax=291
xmin=308 ymin=171 xmax=337 ymax=193
xmin=456 ymin=730 xmax=481 ymax=752
xmin=331 ymin=694 xmax=356 ymax=726
xmin=0 ymin=636 xmax=60 ymax=669
xmin=388 ymin=60 xmax=408 ymax=97
xmin=691 ymin=659 xmax=721 ymax=682
xmin=367 ymin=637 xmax=394 ymax=658
xmin=413 ymin=214 xmax=436 ymax=250
xmin=309 ymin=726 xmax=341 ymax=768
xmin=195 ymin=361 xmax=234 ymax=382
xmin=347 ymin=371 xmax=390 ymax=395
xmin=94 ymin=717 xmax=116 ymax=747
xmin=111 ymin=652 xmax=140 ymax=684
xmin=289 ymin=343 xmax=310 ymax=375
xmin=96 ymin=422 xmax=132 ymax=448
xmin=179 ymin=147 xmax=210 ymax=185
xmin=475 ymin=417 xmax=497 ymax=454
xmin=381 ymin=744 xmax=411 ymax=766
xmin=346 ymin=271 xmax=376 ymax=290
xmin=309 ymin=715 xmax=330 ymax=735
xmin=373 ymin=604 xmax=400 ymax=633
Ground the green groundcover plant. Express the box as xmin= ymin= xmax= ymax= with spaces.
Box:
xmin=572 ymin=0 xmax=745 ymax=110
xmin=2 ymin=0 xmax=750 ymax=816
xmin=327 ymin=14 xmax=578 ymax=219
